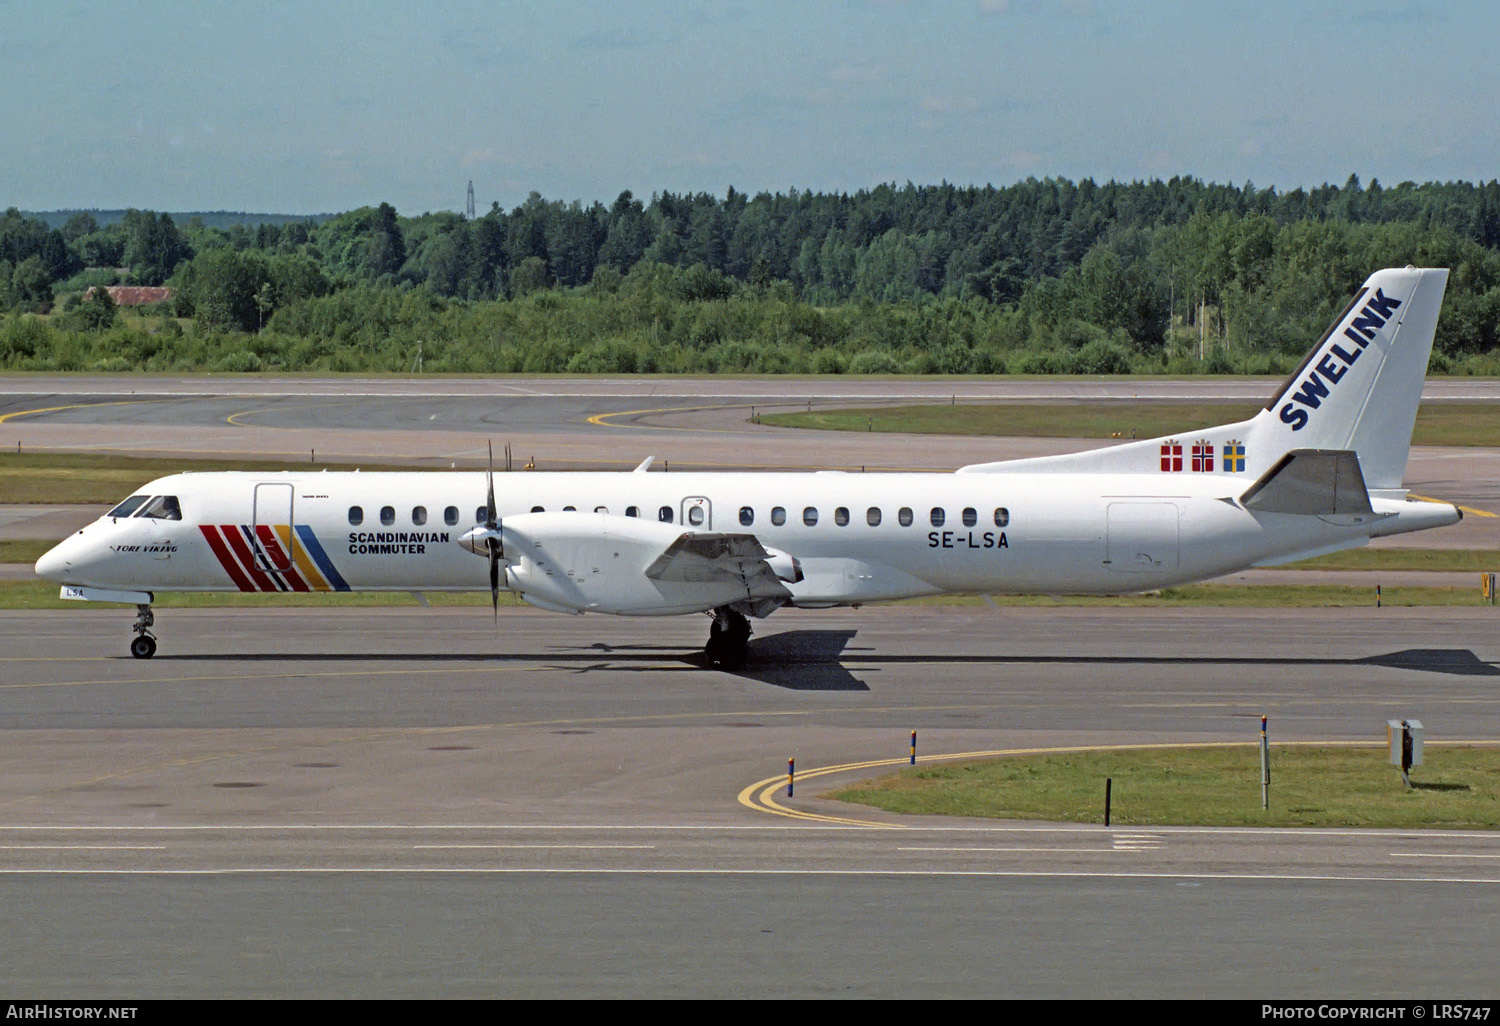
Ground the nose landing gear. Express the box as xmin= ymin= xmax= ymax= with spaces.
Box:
xmin=130 ymin=603 xmax=157 ymax=659
xmin=704 ymin=608 xmax=751 ymax=670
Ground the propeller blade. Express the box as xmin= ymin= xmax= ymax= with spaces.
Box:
xmin=486 ymin=441 xmax=498 ymax=529
xmin=487 ymin=442 xmax=500 ymax=621
xmin=488 ymin=537 xmax=500 ymax=622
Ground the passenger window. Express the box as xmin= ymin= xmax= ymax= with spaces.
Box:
xmin=444 ymin=506 xmax=459 ymax=526
xmin=898 ymin=507 xmax=914 ymax=527
xmin=962 ymin=507 xmax=977 ymax=528
xmin=739 ymin=506 xmax=754 ymax=527
xmin=563 ymin=506 xmax=576 ymax=512
xmin=412 ymin=506 xmax=427 ymax=526
xmin=930 ymin=507 xmax=945 ymax=527
xmin=531 ymin=506 xmax=545 ymax=513
xmin=108 ymin=495 xmax=149 ymax=518
xmin=866 ymin=507 xmax=881 ymax=527
xmin=595 ymin=506 xmax=608 ymax=514
xmin=771 ymin=507 xmax=786 ymax=526
xmin=381 ymin=506 xmax=395 ymax=526
xmin=626 ymin=506 xmax=639 ymax=518
xmin=803 ymin=507 xmax=818 ymax=527
xmin=688 ymin=506 xmax=705 ymax=526
xmin=348 ymin=505 xmax=364 ymax=526
xmin=994 ymin=507 xmax=1010 ymax=527
xmin=834 ymin=507 xmax=850 ymax=526
xmin=138 ymin=495 xmax=181 ymax=521
xmin=476 ymin=507 xmax=487 ymax=523
xmin=658 ymin=506 xmax=673 ymax=523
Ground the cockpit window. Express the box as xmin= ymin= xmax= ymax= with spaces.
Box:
xmin=136 ymin=495 xmax=181 ymax=521
xmin=108 ymin=495 xmax=149 ymax=518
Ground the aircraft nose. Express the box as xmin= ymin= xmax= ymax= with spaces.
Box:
xmin=35 ymin=538 xmax=77 ymax=582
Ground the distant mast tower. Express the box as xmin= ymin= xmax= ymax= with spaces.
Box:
xmin=466 ymin=180 xmax=475 ymax=220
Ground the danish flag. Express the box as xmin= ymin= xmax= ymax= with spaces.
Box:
xmin=1160 ymin=440 xmax=1183 ymax=472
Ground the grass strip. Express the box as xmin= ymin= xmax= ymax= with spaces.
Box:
xmin=0 ymin=452 xmax=412 ymax=505
xmin=830 ymin=744 xmax=1500 ymax=828
xmin=763 ymin=401 xmax=1500 ymax=448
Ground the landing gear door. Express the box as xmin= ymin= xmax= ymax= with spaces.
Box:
xmin=681 ymin=496 xmax=711 ymax=530
xmin=252 ymin=482 xmax=296 ymax=573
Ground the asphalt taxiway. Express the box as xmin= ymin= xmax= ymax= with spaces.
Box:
xmin=3 ymin=605 xmax=1500 ymax=996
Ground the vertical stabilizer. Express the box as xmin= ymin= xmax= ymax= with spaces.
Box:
xmin=1253 ymin=267 xmax=1447 ymax=490
xmin=957 ymin=267 xmax=1448 ymax=487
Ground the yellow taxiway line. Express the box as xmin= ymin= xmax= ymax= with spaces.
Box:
xmin=0 ymin=399 xmax=171 ymax=424
xmin=1408 ymin=493 xmax=1496 ymax=518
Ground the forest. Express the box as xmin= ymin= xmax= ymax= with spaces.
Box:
xmin=4 ymin=174 xmax=1500 ymax=375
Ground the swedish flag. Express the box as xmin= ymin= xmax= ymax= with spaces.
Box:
xmin=1222 ymin=440 xmax=1246 ymax=473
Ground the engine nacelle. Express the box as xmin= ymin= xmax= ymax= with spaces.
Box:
xmin=494 ymin=512 xmax=763 ymax=616
xmin=762 ymin=546 xmax=803 ymax=584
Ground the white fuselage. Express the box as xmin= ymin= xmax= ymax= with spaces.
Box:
xmin=34 ymin=467 xmax=1453 ymax=612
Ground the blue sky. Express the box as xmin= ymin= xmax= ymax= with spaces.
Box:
xmin=3 ymin=0 xmax=1496 ymax=214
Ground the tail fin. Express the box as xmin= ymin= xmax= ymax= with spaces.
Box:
xmin=1253 ymin=266 xmax=1447 ymax=491
xmin=958 ymin=266 xmax=1448 ymax=489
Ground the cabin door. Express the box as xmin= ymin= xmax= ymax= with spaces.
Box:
xmin=251 ymin=482 xmax=297 ymax=573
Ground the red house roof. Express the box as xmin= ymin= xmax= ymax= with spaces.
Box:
xmin=84 ymin=286 xmax=173 ymax=305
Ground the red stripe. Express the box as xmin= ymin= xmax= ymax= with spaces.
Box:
xmin=254 ymin=525 xmax=311 ymax=592
xmin=219 ymin=525 xmax=278 ymax=592
xmin=198 ymin=525 xmax=256 ymax=592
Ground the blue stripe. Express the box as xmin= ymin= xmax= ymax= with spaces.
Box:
xmin=239 ymin=525 xmax=288 ymax=590
xmin=295 ymin=524 xmax=352 ymax=592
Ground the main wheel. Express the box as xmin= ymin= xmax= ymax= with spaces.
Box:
xmin=130 ymin=635 xmax=157 ymax=659
xmin=704 ymin=611 xmax=750 ymax=670
xmin=705 ymin=635 xmax=745 ymax=670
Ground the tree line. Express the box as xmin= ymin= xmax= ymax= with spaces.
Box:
xmin=4 ymin=175 xmax=1500 ymax=374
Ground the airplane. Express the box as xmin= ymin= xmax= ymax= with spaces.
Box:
xmin=35 ymin=266 xmax=1462 ymax=667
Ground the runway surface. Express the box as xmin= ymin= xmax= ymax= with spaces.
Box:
xmin=3 ymin=605 xmax=1500 ymax=996
xmin=5 ymin=375 xmax=1500 ymax=996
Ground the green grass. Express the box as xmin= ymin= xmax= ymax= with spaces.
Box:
xmin=763 ymin=401 xmax=1500 ymax=447
xmin=0 ymin=451 xmax=410 ymax=505
xmin=1286 ymin=548 xmax=1499 ymax=572
xmin=831 ymin=744 xmax=1500 ymax=828
xmin=0 ymin=579 xmax=526 ymax=611
xmin=0 ymin=540 xmax=52 ymax=564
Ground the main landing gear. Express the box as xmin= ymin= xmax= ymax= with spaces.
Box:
xmin=704 ymin=608 xmax=751 ymax=670
xmin=130 ymin=603 xmax=157 ymax=659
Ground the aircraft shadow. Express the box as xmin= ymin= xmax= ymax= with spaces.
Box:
xmin=144 ymin=641 xmax=1495 ymax=680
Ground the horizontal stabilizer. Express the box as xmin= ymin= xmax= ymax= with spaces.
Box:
xmin=1239 ymin=449 xmax=1373 ymax=516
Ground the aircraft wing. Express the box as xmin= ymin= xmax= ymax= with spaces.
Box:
xmin=644 ymin=532 xmax=793 ymax=599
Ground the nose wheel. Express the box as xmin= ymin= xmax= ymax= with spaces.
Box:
xmin=130 ymin=603 xmax=157 ymax=659
xmin=704 ymin=608 xmax=751 ymax=670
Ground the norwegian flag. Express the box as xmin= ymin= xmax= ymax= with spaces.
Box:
xmin=1160 ymin=440 xmax=1183 ymax=472
xmin=1192 ymin=439 xmax=1215 ymax=472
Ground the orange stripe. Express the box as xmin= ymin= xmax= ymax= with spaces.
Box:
xmin=277 ymin=524 xmax=330 ymax=591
